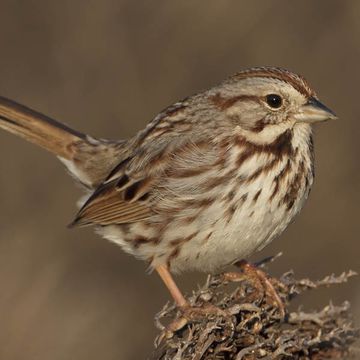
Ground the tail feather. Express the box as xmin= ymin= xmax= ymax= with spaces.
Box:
xmin=1 ymin=97 xmax=112 ymax=187
xmin=0 ymin=96 xmax=86 ymax=159
xmin=0 ymin=96 xmax=129 ymax=189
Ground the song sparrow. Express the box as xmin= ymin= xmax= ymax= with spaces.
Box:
xmin=0 ymin=67 xmax=336 ymax=308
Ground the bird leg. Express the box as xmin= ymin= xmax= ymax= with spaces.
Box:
xmin=222 ymin=260 xmax=286 ymax=318
xmin=155 ymin=265 xmax=229 ymax=334
xmin=156 ymin=264 xmax=188 ymax=308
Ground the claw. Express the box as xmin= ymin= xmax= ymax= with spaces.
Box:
xmin=229 ymin=260 xmax=286 ymax=319
xmin=163 ymin=303 xmax=231 ymax=338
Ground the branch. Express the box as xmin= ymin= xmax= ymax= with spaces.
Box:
xmin=150 ymin=257 xmax=358 ymax=360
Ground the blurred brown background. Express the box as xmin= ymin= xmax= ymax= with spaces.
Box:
xmin=0 ymin=1 xmax=359 ymax=359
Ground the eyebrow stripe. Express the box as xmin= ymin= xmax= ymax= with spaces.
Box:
xmin=230 ymin=67 xmax=315 ymax=98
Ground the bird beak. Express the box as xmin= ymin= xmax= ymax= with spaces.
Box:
xmin=294 ymin=97 xmax=338 ymax=123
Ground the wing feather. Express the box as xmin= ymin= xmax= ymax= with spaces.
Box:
xmin=70 ymin=186 xmax=152 ymax=226
xmin=70 ymin=171 xmax=153 ymax=226
xmin=70 ymin=136 xmax=218 ymax=227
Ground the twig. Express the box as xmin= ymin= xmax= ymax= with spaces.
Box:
xmin=150 ymin=259 xmax=359 ymax=360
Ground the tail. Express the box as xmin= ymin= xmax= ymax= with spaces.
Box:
xmin=0 ymin=96 xmax=126 ymax=188
xmin=0 ymin=96 xmax=86 ymax=159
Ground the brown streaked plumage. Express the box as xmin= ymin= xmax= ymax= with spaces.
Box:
xmin=0 ymin=67 xmax=337 ymax=311
xmin=210 ymin=93 xmax=261 ymax=110
xmin=232 ymin=67 xmax=316 ymax=97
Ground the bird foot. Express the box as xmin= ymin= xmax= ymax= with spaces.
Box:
xmin=163 ymin=303 xmax=231 ymax=339
xmin=223 ymin=260 xmax=286 ymax=319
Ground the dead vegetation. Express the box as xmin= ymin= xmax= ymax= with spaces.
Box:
xmin=151 ymin=257 xmax=358 ymax=360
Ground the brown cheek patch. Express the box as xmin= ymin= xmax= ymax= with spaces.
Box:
xmin=210 ymin=93 xmax=260 ymax=110
xmin=252 ymin=118 xmax=267 ymax=132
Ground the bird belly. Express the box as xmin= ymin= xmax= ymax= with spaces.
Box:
xmin=98 ymin=168 xmax=310 ymax=274
xmin=165 ymin=184 xmax=305 ymax=273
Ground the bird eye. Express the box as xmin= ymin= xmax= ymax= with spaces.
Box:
xmin=266 ymin=94 xmax=282 ymax=109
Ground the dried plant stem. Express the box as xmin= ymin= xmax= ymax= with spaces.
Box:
xmin=150 ymin=260 xmax=358 ymax=360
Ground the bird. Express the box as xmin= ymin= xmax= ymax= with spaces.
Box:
xmin=0 ymin=67 xmax=336 ymax=312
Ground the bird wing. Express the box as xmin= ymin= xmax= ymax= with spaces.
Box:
xmin=70 ymin=136 xmax=219 ymax=227
xmin=69 ymin=178 xmax=153 ymax=226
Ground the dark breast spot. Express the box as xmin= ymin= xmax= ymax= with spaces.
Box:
xmin=253 ymin=189 xmax=262 ymax=202
xmin=227 ymin=190 xmax=235 ymax=201
xmin=225 ymin=204 xmax=237 ymax=223
xmin=133 ymin=236 xmax=160 ymax=249
xmin=133 ymin=236 xmax=149 ymax=249
xmin=241 ymin=193 xmax=248 ymax=202
xmin=169 ymin=232 xmax=199 ymax=247
xmin=167 ymin=247 xmax=181 ymax=268
xmin=281 ymin=161 xmax=306 ymax=210
xmin=201 ymin=231 xmax=213 ymax=245
xmin=235 ymin=130 xmax=294 ymax=170
xmin=264 ymin=130 xmax=294 ymax=157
